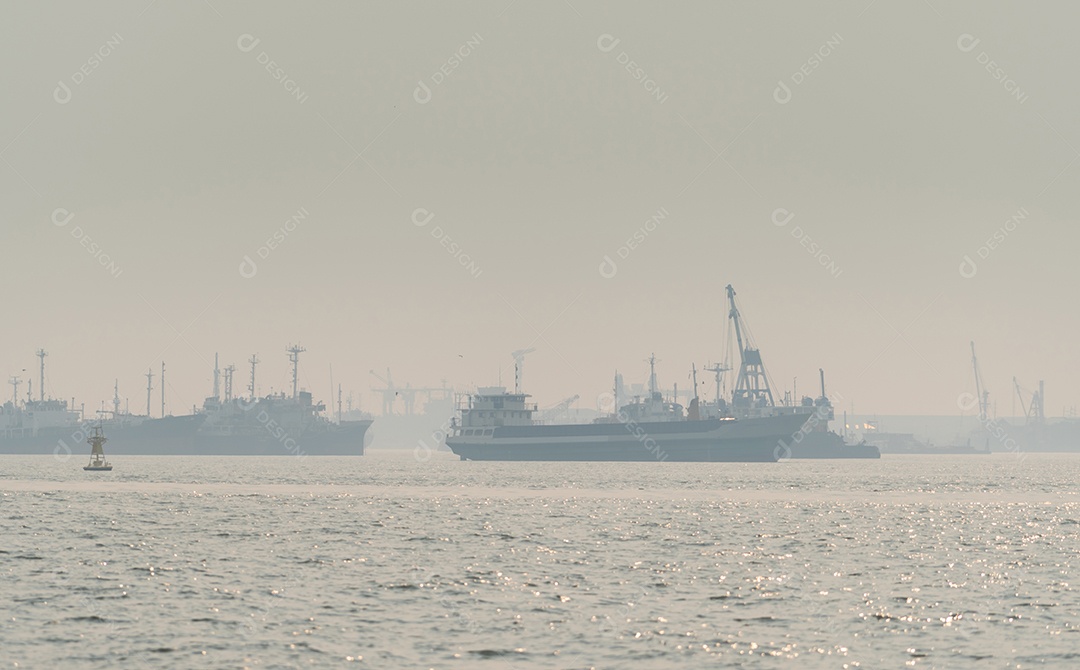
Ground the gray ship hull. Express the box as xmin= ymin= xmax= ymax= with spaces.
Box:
xmin=193 ymin=420 xmax=372 ymax=456
xmin=446 ymin=414 xmax=808 ymax=462
xmin=0 ymin=416 xmax=371 ymax=456
xmin=999 ymin=420 xmax=1080 ymax=452
xmin=0 ymin=426 xmax=88 ymax=456
xmin=786 ymin=432 xmax=881 ymax=459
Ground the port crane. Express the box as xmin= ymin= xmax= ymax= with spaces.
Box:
xmin=370 ymin=368 xmax=399 ymax=415
xmin=726 ymin=285 xmax=775 ymax=409
xmin=1013 ymin=377 xmax=1045 ymax=424
xmin=970 ymin=341 xmax=990 ymax=417
xmin=370 ymin=369 xmax=452 ymax=415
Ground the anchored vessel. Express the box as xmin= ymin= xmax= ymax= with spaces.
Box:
xmin=0 ymin=346 xmax=371 ymax=455
xmin=446 ymin=383 xmax=809 ymax=462
xmin=83 ymin=425 xmax=112 ymax=471
xmin=861 ymin=430 xmax=990 ymax=455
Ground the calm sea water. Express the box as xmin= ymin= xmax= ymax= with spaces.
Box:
xmin=2 ymin=452 xmax=1079 ymax=669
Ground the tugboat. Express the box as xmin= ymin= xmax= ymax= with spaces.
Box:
xmin=83 ymin=425 xmax=113 ymax=471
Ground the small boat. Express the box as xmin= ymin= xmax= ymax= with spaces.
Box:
xmin=84 ymin=425 xmax=113 ymax=471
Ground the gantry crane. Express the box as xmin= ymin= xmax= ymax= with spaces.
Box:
xmin=370 ymin=368 xmax=398 ymax=415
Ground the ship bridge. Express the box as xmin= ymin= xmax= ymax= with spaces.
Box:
xmin=458 ymin=387 xmax=537 ymax=430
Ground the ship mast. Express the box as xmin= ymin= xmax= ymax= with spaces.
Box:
xmin=613 ymin=370 xmax=619 ymax=416
xmin=511 ymin=348 xmax=536 ymax=394
xmin=36 ymin=349 xmax=47 ymax=401
xmin=161 ymin=361 xmax=165 ymax=417
xmin=9 ymin=376 xmax=20 ymax=406
xmin=145 ymin=368 xmax=154 ymax=417
xmin=704 ymin=363 xmax=729 ymax=405
xmin=287 ymin=344 xmax=305 ymax=399
xmin=248 ymin=354 xmax=259 ymax=400
xmin=224 ymin=365 xmax=236 ymax=401
xmin=212 ymin=353 xmax=220 ymax=401
xmin=647 ymin=353 xmax=659 ymax=395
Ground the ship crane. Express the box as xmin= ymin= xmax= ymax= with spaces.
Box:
xmin=511 ymin=348 xmax=537 ymax=394
xmin=537 ymin=394 xmax=579 ymax=422
xmin=726 ymin=285 xmax=775 ymax=409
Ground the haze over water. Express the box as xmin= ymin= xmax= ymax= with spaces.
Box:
xmin=4 ymin=452 xmax=1079 ymax=668
xmin=5 ymin=1 xmax=1080 ymax=416
xmin=6 ymin=1 xmax=1080 ymax=668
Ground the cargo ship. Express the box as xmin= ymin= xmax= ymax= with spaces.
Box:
xmin=445 ymin=387 xmax=808 ymax=462
xmin=445 ymin=359 xmax=809 ymax=462
xmin=860 ymin=430 xmax=990 ymax=454
xmin=0 ymin=347 xmax=370 ymax=456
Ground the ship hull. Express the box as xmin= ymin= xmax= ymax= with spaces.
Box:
xmin=192 ymin=420 xmax=372 ymax=456
xmin=786 ymin=432 xmax=881 ymax=459
xmin=877 ymin=447 xmax=990 ymax=455
xmin=997 ymin=420 xmax=1080 ymax=452
xmin=0 ymin=417 xmax=371 ymax=456
xmin=0 ymin=427 xmax=83 ymax=455
xmin=446 ymin=414 xmax=808 ymax=462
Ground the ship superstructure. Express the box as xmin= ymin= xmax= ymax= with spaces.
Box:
xmin=1 ymin=350 xmax=84 ymax=450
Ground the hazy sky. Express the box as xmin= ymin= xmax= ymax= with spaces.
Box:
xmin=3 ymin=1 xmax=1077 ymax=418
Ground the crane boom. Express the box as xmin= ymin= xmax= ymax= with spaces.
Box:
xmin=970 ymin=341 xmax=989 ymax=417
xmin=538 ymin=394 xmax=579 ymax=421
xmin=725 ymin=285 xmax=746 ymax=363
